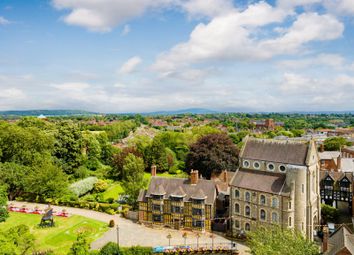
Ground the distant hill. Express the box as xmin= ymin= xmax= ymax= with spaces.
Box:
xmin=143 ymin=108 xmax=220 ymax=115
xmin=0 ymin=109 xmax=98 ymax=117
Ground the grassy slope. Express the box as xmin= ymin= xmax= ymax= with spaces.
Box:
xmin=0 ymin=212 xmax=108 ymax=254
xmin=103 ymin=183 xmax=124 ymax=200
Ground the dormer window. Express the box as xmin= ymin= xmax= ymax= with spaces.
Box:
xmin=253 ymin=161 xmax=260 ymax=169
xmin=243 ymin=160 xmax=250 ymax=168
xmin=267 ymin=163 xmax=275 ymax=171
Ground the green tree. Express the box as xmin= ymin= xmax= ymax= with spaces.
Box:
xmin=321 ymin=204 xmax=339 ymax=223
xmin=145 ymin=139 xmax=169 ymax=172
xmin=0 ymin=224 xmax=35 ymax=255
xmin=324 ymin=137 xmax=351 ymax=151
xmin=0 ymin=162 xmax=30 ymax=200
xmin=68 ymin=232 xmax=90 ymax=255
xmin=0 ymin=185 xmax=8 ymax=223
xmin=186 ymin=133 xmax=239 ymax=179
xmin=122 ymin=154 xmax=147 ymax=207
xmin=247 ymin=226 xmax=319 ymax=255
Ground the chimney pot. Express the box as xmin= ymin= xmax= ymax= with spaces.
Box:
xmin=190 ymin=170 xmax=199 ymax=185
xmin=337 ymin=155 xmax=341 ymax=171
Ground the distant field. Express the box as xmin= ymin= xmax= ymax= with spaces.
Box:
xmin=0 ymin=212 xmax=108 ymax=254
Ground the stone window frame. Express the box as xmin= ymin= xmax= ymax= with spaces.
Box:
xmin=235 ymin=219 xmax=240 ymax=229
xmin=235 ymin=189 xmax=240 ymax=199
xmin=288 ymin=216 xmax=292 ymax=227
xmin=260 ymin=209 xmax=266 ymax=221
xmin=271 ymin=212 xmax=278 ymax=223
xmin=259 ymin=194 xmax=266 ymax=205
xmin=245 ymin=191 xmax=251 ymax=202
xmin=235 ymin=203 xmax=240 ymax=214
xmin=245 ymin=222 xmax=251 ymax=231
xmin=245 ymin=205 xmax=251 ymax=217
xmin=271 ymin=197 xmax=278 ymax=208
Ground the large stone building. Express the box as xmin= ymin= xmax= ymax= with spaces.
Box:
xmin=138 ymin=168 xmax=216 ymax=232
xmin=229 ymin=137 xmax=321 ymax=240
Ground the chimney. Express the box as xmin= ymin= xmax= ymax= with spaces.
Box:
xmin=320 ymin=144 xmax=325 ymax=153
xmin=223 ymin=170 xmax=228 ymax=183
xmin=337 ymin=155 xmax=341 ymax=171
xmin=190 ymin=170 xmax=199 ymax=185
xmin=151 ymin=165 xmax=157 ymax=177
xmin=322 ymin=226 xmax=329 ymax=253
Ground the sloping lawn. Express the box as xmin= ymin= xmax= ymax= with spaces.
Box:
xmin=102 ymin=183 xmax=124 ymax=200
xmin=0 ymin=212 xmax=108 ymax=254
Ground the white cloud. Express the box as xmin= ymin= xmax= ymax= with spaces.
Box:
xmin=118 ymin=56 xmax=142 ymax=74
xmin=52 ymin=82 xmax=90 ymax=92
xmin=324 ymin=0 xmax=354 ymax=16
xmin=121 ymin=24 xmax=131 ymax=36
xmin=0 ymin=16 xmax=10 ymax=25
xmin=179 ymin=0 xmax=235 ymax=18
xmin=277 ymin=0 xmax=322 ymax=10
xmin=0 ymin=88 xmax=26 ymax=99
xmin=277 ymin=54 xmax=346 ymax=70
xmin=52 ymin=0 xmax=173 ymax=32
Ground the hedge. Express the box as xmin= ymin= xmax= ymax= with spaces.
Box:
xmin=69 ymin=177 xmax=98 ymax=197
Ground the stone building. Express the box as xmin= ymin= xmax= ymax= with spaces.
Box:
xmin=138 ymin=168 xmax=216 ymax=232
xmin=229 ymin=137 xmax=321 ymax=240
xmin=323 ymin=225 xmax=354 ymax=254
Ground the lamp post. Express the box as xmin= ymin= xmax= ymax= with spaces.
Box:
xmin=116 ymin=224 xmax=120 ymax=255
xmin=167 ymin=233 xmax=172 ymax=246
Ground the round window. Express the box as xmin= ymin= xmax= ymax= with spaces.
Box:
xmin=253 ymin=161 xmax=260 ymax=169
xmin=279 ymin=165 xmax=286 ymax=172
xmin=243 ymin=160 xmax=250 ymax=168
xmin=268 ymin=163 xmax=275 ymax=171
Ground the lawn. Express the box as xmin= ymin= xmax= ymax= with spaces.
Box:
xmin=0 ymin=212 xmax=108 ymax=254
xmin=102 ymin=183 xmax=124 ymax=200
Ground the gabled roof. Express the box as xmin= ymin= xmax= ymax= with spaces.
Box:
xmin=320 ymin=171 xmax=353 ymax=182
xmin=230 ymin=169 xmax=290 ymax=196
xmin=139 ymin=177 xmax=216 ymax=205
xmin=326 ymin=225 xmax=354 ymax=255
xmin=240 ymin=137 xmax=309 ymax=165
xmin=319 ymin=151 xmax=341 ymax=160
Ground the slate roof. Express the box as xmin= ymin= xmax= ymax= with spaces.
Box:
xmin=241 ymin=138 xmax=309 ymax=165
xmin=326 ymin=225 xmax=354 ymax=255
xmin=230 ymin=169 xmax=290 ymax=196
xmin=319 ymin=151 xmax=341 ymax=160
xmin=138 ymin=177 xmax=216 ymax=205
xmin=320 ymin=171 xmax=353 ymax=182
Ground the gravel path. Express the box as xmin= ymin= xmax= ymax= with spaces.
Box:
xmin=9 ymin=201 xmax=250 ymax=254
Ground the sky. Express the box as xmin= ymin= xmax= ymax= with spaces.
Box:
xmin=0 ymin=0 xmax=354 ymax=113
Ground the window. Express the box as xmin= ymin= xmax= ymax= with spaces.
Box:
xmin=192 ymin=208 xmax=204 ymax=215
xmin=235 ymin=203 xmax=240 ymax=214
xmin=288 ymin=217 xmax=292 ymax=227
xmin=192 ymin=199 xmax=205 ymax=204
xmin=171 ymin=206 xmax=183 ymax=213
xmin=245 ymin=206 xmax=251 ymax=216
xmin=272 ymin=198 xmax=278 ymax=208
xmin=272 ymin=212 xmax=278 ymax=223
xmin=151 ymin=194 xmax=163 ymax=200
xmin=245 ymin=192 xmax=251 ymax=202
xmin=288 ymin=201 xmax=292 ymax=210
xmin=153 ymin=214 xmax=163 ymax=222
xmin=302 ymin=184 xmax=304 ymax=193
xmin=235 ymin=220 xmax=240 ymax=229
xmin=192 ymin=220 xmax=204 ymax=228
xmin=243 ymin=160 xmax=250 ymax=168
xmin=267 ymin=163 xmax=275 ymax=171
xmin=260 ymin=195 xmax=266 ymax=205
xmin=235 ymin=189 xmax=240 ymax=198
xmin=245 ymin=223 xmax=250 ymax=231
xmin=260 ymin=209 xmax=266 ymax=221
xmin=279 ymin=165 xmax=286 ymax=172
xmin=152 ymin=204 xmax=162 ymax=211
xmin=170 ymin=196 xmax=183 ymax=201
xmin=253 ymin=161 xmax=260 ymax=169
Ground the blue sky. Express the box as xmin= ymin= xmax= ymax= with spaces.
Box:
xmin=0 ymin=0 xmax=354 ymax=113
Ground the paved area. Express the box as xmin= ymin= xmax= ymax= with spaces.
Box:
xmin=9 ymin=201 xmax=250 ymax=254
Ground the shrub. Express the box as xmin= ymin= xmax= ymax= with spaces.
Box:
xmin=106 ymin=209 xmax=116 ymax=215
xmin=99 ymin=203 xmax=111 ymax=213
xmin=99 ymin=242 xmax=119 ymax=255
xmin=94 ymin=179 xmax=109 ymax=192
xmin=69 ymin=177 xmax=98 ymax=197
xmin=106 ymin=198 xmax=115 ymax=204
xmin=74 ymin=166 xmax=89 ymax=179
xmin=108 ymin=220 xmax=115 ymax=228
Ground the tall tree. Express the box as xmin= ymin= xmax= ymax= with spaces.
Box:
xmin=68 ymin=232 xmax=90 ymax=255
xmin=186 ymin=133 xmax=239 ymax=179
xmin=0 ymin=185 xmax=8 ymax=223
xmin=324 ymin=137 xmax=351 ymax=151
xmin=0 ymin=225 xmax=35 ymax=255
xmin=247 ymin=226 xmax=319 ymax=255
xmin=0 ymin=162 xmax=30 ymax=200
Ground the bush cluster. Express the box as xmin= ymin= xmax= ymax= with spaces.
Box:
xmin=69 ymin=177 xmax=98 ymax=197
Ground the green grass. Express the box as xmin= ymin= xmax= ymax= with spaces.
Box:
xmin=0 ymin=212 xmax=108 ymax=254
xmin=102 ymin=183 xmax=124 ymax=200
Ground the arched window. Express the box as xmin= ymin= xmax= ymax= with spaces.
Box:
xmin=245 ymin=205 xmax=251 ymax=216
xmin=235 ymin=220 xmax=240 ymax=229
xmin=235 ymin=203 xmax=240 ymax=214
xmin=235 ymin=189 xmax=240 ymax=198
xmin=245 ymin=192 xmax=251 ymax=202
xmin=260 ymin=209 xmax=266 ymax=221
xmin=260 ymin=195 xmax=266 ymax=205
xmin=272 ymin=212 xmax=278 ymax=223
xmin=272 ymin=197 xmax=278 ymax=208
xmin=245 ymin=223 xmax=250 ymax=231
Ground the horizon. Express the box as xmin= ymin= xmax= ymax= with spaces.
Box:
xmin=1 ymin=0 xmax=354 ymax=112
